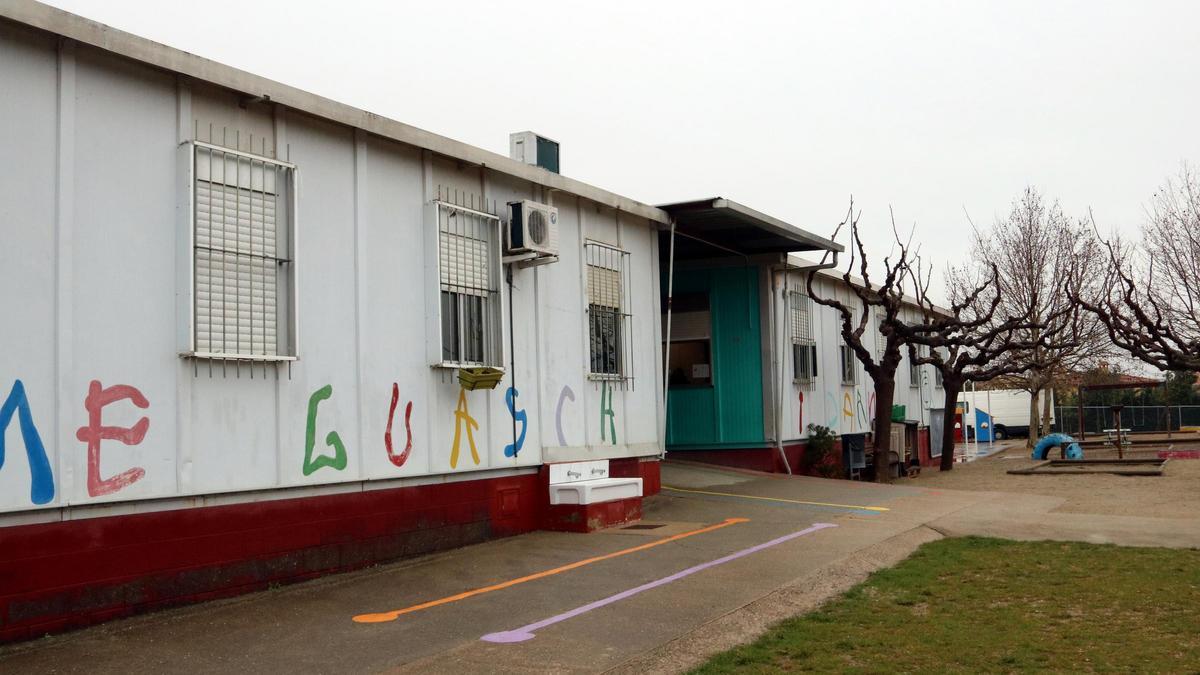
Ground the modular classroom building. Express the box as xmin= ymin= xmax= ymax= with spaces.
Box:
xmin=0 ymin=1 xmax=949 ymax=642
xmin=0 ymin=1 xmax=852 ymax=640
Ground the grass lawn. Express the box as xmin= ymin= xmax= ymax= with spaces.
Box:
xmin=695 ymin=537 xmax=1200 ymax=673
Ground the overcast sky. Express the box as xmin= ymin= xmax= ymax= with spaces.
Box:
xmin=44 ymin=0 xmax=1200 ymax=302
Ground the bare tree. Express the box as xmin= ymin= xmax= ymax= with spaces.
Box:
xmin=966 ymin=187 xmax=1110 ymax=445
xmin=901 ymin=260 xmax=1069 ymax=470
xmin=1077 ymin=168 xmax=1200 ymax=371
xmin=806 ymin=201 xmax=917 ymax=483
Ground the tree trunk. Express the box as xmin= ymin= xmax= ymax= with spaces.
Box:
xmin=1041 ymin=388 xmax=1053 ymax=437
xmin=939 ymin=380 xmax=963 ymax=471
xmin=871 ymin=375 xmax=896 ymax=483
xmin=1027 ymin=389 xmax=1041 ymax=449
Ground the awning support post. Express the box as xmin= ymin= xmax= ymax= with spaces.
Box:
xmin=660 ymin=221 xmax=676 ymax=461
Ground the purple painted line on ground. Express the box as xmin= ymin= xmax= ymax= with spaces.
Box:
xmin=480 ymin=522 xmax=838 ymax=644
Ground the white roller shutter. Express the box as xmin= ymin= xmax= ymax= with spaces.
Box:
xmin=193 ymin=145 xmax=288 ymax=357
xmin=437 ymin=206 xmax=493 ymax=296
xmin=587 ymin=265 xmax=622 ymax=308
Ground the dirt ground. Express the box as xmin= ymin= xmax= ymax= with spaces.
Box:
xmin=912 ymin=437 xmax=1200 ymax=518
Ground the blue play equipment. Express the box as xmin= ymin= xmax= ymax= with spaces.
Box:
xmin=974 ymin=408 xmax=994 ymax=443
xmin=1032 ymin=433 xmax=1084 ymax=460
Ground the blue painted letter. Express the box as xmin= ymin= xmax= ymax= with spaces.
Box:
xmin=504 ymin=387 xmax=528 ymax=458
xmin=0 ymin=380 xmax=55 ymax=504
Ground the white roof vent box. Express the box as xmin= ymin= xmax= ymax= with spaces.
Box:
xmin=509 ymin=131 xmax=560 ymax=174
xmin=507 ymin=200 xmax=559 ymax=258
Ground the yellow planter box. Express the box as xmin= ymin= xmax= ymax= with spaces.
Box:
xmin=458 ymin=367 xmax=505 ymax=391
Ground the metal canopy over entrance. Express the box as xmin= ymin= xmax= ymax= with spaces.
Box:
xmin=658 ymin=198 xmax=842 ymax=260
xmin=656 ymin=197 xmax=843 ymax=474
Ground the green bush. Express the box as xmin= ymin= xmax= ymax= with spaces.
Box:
xmin=804 ymin=424 xmax=840 ymax=478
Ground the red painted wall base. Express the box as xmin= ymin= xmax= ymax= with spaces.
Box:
xmin=671 ymin=447 xmax=780 ymax=473
xmin=0 ymin=472 xmax=541 ymax=643
xmin=0 ymin=458 xmax=662 ymax=644
xmin=674 ymin=431 xmax=938 ymax=476
xmin=670 ymin=442 xmax=844 ymax=477
xmin=538 ymin=457 xmax=657 ymax=532
xmin=543 ymin=497 xmax=643 ymax=533
xmin=610 ymin=456 xmax=661 ymax=496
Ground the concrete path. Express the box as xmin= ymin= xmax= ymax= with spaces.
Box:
xmin=3 ymin=461 xmax=1197 ymax=674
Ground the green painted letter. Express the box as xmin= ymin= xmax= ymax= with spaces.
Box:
xmin=303 ymin=384 xmax=347 ymax=475
xmin=600 ymin=382 xmax=617 ymax=445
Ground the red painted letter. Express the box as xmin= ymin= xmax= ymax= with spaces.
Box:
xmin=76 ymin=380 xmax=148 ymax=497
xmin=384 ymin=383 xmax=413 ymax=468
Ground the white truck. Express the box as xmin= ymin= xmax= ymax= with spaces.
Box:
xmin=961 ymin=388 xmax=1056 ymax=440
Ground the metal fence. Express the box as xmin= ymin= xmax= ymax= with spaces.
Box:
xmin=1055 ymin=406 xmax=1200 ymax=435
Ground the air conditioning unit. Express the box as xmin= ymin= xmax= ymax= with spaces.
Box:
xmin=507 ymin=200 xmax=559 ymax=257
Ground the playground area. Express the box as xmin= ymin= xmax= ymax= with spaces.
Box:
xmin=915 ymin=435 xmax=1200 ymax=517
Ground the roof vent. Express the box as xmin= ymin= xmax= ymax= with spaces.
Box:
xmin=509 ymin=131 xmax=559 ymax=174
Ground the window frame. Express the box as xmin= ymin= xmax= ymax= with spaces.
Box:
xmin=663 ymin=292 xmax=712 ymax=387
xmin=430 ymin=200 xmax=504 ymax=369
xmin=839 ymin=309 xmax=858 ymax=386
xmin=909 ymin=346 xmax=922 ymax=387
xmin=788 ymin=292 xmax=817 ymax=384
xmin=585 ymin=240 xmax=633 ymax=383
xmin=182 ymin=140 xmax=299 ymax=362
xmin=839 ymin=341 xmax=857 ymax=385
xmin=793 ymin=342 xmax=818 ymax=383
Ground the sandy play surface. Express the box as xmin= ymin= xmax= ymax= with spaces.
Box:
xmin=912 ymin=438 xmax=1200 ymax=519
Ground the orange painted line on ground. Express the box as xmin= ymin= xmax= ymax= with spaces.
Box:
xmin=352 ymin=517 xmax=749 ymax=624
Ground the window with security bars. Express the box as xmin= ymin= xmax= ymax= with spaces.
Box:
xmin=838 ymin=310 xmax=858 ymax=385
xmin=436 ymin=202 xmax=502 ymax=367
xmin=789 ymin=292 xmax=817 ymax=382
xmin=586 ymin=241 xmax=633 ymax=381
xmin=191 ymin=142 xmax=295 ymax=359
xmin=840 ymin=342 xmax=857 ymax=385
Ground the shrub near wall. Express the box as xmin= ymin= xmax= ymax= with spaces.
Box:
xmin=801 ymin=425 xmax=841 ymax=478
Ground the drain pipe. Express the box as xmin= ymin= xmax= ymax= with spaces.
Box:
xmin=772 ymin=252 xmax=841 ymax=475
xmin=767 ymin=268 xmax=793 ymax=474
xmin=659 ymin=220 xmax=676 ymax=461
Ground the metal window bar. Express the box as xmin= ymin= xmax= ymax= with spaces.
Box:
xmin=193 ymin=143 xmax=293 ymax=361
xmin=840 ymin=341 xmax=859 ymax=384
xmin=839 ymin=310 xmax=857 ymax=384
xmin=789 ymin=292 xmax=813 ymax=342
xmin=793 ymin=343 xmax=817 ymax=382
xmin=585 ymin=241 xmax=634 ymax=387
xmin=436 ymin=199 xmax=500 ymax=367
xmin=789 ymin=292 xmax=816 ymax=383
